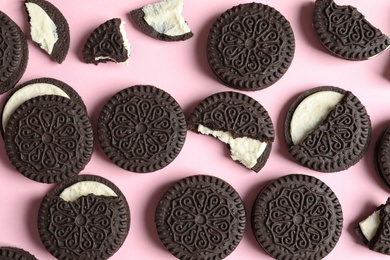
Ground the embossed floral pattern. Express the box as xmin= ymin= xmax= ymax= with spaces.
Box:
xmin=166 ymin=186 xmax=235 ymax=253
xmin=265 ymin=186 xmax=331 ymax=253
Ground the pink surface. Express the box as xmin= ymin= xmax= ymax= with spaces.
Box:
xmin=1 ymin=0 xmax=390 ymax=259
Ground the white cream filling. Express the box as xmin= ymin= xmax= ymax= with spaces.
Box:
xmin=25 ymin=2 xmax=58 ymax=55
xmin=359 ymin=210 xmax=381 ymax=241
xmin=59 ymin=181 xmax=118 ymax=202
xmin=198 ymin=124 xmax=267 ymax=169
xmin=142 ymin=0 xmax=191 ymax=36
xmin=290 ymin=91 xmax=344 ymax=145
xmin=2 ymin=83 xmax=70 ymax=131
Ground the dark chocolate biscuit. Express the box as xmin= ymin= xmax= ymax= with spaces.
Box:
xmin=207 ymin=3 xmax=295 ymax=91
xmin=375 ymin=127 xmax=390 ymax=189
xmin=252 ymin=174 xmax=343 ymax=259
xmin=0 ymin=247 xmax=37 ymax=260
xmin=313 ymin=0 xmax=390 ymax=60
xmin=4 ymin=95 xmax=93 ymax=183
xmin=38 ymin=174 xmax=130 ymax=259
xmin=25 ymin=0 xmax=70 ymax=63
xmin=285 ymin=86 xmax=371 ymax=172
xmin=98 ymin=85 xmax=186 ymax=173
xmin=187 ymin=91 xmax=274 ymax=172
xmin=82 ymin=18 xmax=130 ymax=65
xmin=155 ymin=174 xmax=246 ymax=259
xmin=0 ymin=11 xmax=28 ymax=94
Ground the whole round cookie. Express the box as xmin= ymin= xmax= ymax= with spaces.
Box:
xmin=252 ymin=174 xmax=343 ymax=259
xmin=0 ymin=11 xmax=28 ymax=94
xmin=187 ymin=91 xmax=274 ymax=172
xmin=0 ymin=247 xmax=37 ymax=260
xmin=4 ymin=95 xmax=93 ymax=183
xmin=207 ymin=3 xmax=295 ymax=91
xmin=284 ymin=86 xmax=371 ymax=172
xmin=375 ymin=127 xmax=390 ymax=189
xmin=98 ymin=85 xmax=187 ymax=173
xmin=38 ymin=174 xmax=130 ymax=259
xmin=155 ymin=175 xmax=246 ymax=259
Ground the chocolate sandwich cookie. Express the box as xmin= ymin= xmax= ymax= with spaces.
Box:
xmin=155 ymin=175 xmax=246 ymax=259
xmin=313 ymin=0 xmax=390 ymax=60
xmin=4 ymin=95 xmax=93 ymax=183
xmin=131 ymin=0 xmax=193 ymax=41
xmin=0 ymin=11 xmax=28 ymax=94
xmin=0 ymin=247 xmax=37 ymax=260
xmin=375 ymin=127 xmax=390 ymax=189
xmin=207 ymin=3 xmax=295 ymax=91
xmin=285 ymin=86 xmax=371 ymax=172
xmin=252 ymin=174 xmax=343 ymax=259
xmin=355 ymin=198 xmax=390 ymax=255
xmin=25 ymin=0 xmax=70 ymax=63
xmin=38 ymin=174 xmax=130 ymax=259
xmin=187 ymin=91 xmax=274 ymax=172
xmin=82 ymin=18 xmax=131 ymax=65
xmin=98 ymin=85 xmax=186 ymax=173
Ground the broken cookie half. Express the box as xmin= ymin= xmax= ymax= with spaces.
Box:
xmin=356 ymin=198 xmax=390 ymax=255
xmin=187 ymin=92 xmax=274 ymax=172
xmin=82 ymin=18 xmax=131 ymax=65
xmin=131 ymin=0 xmax=193 ymax=41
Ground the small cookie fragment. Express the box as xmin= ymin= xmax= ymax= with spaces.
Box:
xmin=131 ymin=0 xmax=193 ymax=41
xmin=25 ymin=0 xmax=70 ymax=63
xmin=0 ymin=247 xmax=37 ymax=260
xmin=38 ymin=174 xmax=130 ymax=259
xmin=375 ymin=127 xmax=390 ymax=190
xmin=82 ymin=18 xmax=131 ymax=65
xmin=155 ymin=174 xmax=246 ymax=259
xmin=313 ymin=0 xmax=390 ymax=60
xmin=98 ymin=85 xmax=186 ymax=173
xmin=252 ymin=174 xmax=343 ymax=259
xmin=4 ymin=95 xmax=93 ymax=183
xmin=0 ymin=11 xmax=28 ymax=94
xmin=355 ymin=198 xmax=390 ymax=255
xmin=284 ymin=86 xmax=371 ymax=172
xmin=207 ymin=3 xmax=295 ymax=91
xmin=187 ymin=91 xmax=274 ymax=172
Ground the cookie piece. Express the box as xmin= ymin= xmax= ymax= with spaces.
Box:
xmin=82 ymin=18 xmax=131 ymax=65
xmin=2 ymin=77 xmax=86 ymax=132
xmin=4 ymin=95 xmax=93 ymax=183
xmin=25 ymin=0 xmax=70 ymax=63
xmin=38 ymin=174 xmax=130 ymax=259
xmin=252 ymin=174 xmax=343 ymax=259
xmin=98 ymin=85 xmax=186 ymax=173
xmin=187 ymin=91 xmax=274 ymax=172
xmin=0 ymin=11 xmax=28 ymax=94
xmin=375 ymin=127 xmax=390 ymax=189
xmin=313 ymin=0 xmax=390 ymax=60
xmin=355 ymin=198 xmax=390 ymax=255
xmin=155 ymin=174 xmax=246 ymax=259
xmin=131 ymin=0 xmax=193 ymax=41
xmin=0 ymin=247 xmax=37 ymax=260
xmin=207 ymin=3 xmax=295 ymax=91
xmin=285 ymin=86 xmax=371 ymax=172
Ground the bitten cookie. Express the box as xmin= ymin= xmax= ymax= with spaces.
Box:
xmin=313 ymin=0 xmax=390 ymax=60
xmin=284 ymin=86 xmax=371 ymax=172
xmin=252 ymin=174 xmax=343 ymax=259
xmin=0 ymin=247 xmax=37 ymax=260
xmin=38 ymin=174 xmax=130 ymax=259
xmin=155 ymin=174 xmax=246 ymax=259
xmin=98 ymin=85 xmax=186 ymax=173
xmin=25 ymin=0 xmax=70 ymax=63
xmin=187 ymin=91 xmax=274 ymax=172
xmin=207 ymin=3 xmax=295 ymax=91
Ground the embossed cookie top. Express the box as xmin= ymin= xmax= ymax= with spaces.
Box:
xmin=4 ymin=95 xmax=94 ymax=183
xmin=0 ymin=247 xmax=38 ymax=260
xmin=155 ymin=175 xmax=246 ymax=259
xmin=375 ymin=127 xmax=390 ymax=189
xmin=98 ymin=85 xmax=187 ymax=173
xmin=207 ymin=3 xmax=295 ymax=91
xmin=252 ymin=174 xmax=343 ymax=259
xmin=0 ymin=11 xmax=28 ymax=94
xmin=313 ymin=0 xmax=390 ymax=60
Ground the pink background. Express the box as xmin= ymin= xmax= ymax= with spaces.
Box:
xmin=1 ymin=0 xmax=390 ymax=259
